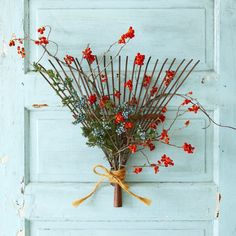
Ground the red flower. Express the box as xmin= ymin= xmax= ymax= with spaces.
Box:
xmin=182 ymin=143 xmax=195 ymax=154
xmin=99 ymin=95 xmax=109 ymax=108
xmin=164 ymin=70 xmax=175 ymax=86
xmin=153 ymin=165 xmax=159 ymax=174
xmin=133 ymin=167 xmax=142 ymax=174
xmin=9 ymin=40 xmax=15 ymax=47
xmin=82 ymin=47 xmax=95 ymax=64
xmin=125 ymin=26 xmax=135 ymax=39
xmin=188 ymin=91 xmax=193 ymax=95
xmin=162 ymin=106 xmax=167 ymax=113
xmin=149 ymin=123 xmax=157 ymax=129
xmin=182 ymin=99 xmax=191 ymax=105
xmin=185 ymin=120 xmax=190 ymax=126
xmin=128 ymin=144 xmax=137 ymax=153
xmin=35 ymin=36 xmax=49 ymax=45
xmin=148 ymin=142 xmax=155 ymax=151
xmin=37 ymin=26 xmax=45 ymax=34
xmin=88 ymin=94 xmax=97 ymax=105
xmin=118 ymin=26 xmax=135 ymax=44
xmin=115 ymin=112 xmax=124 ymax=123
xmin=160 ymin=154 xmax=174 ymax=167
xmin=17 ymin=46 xmax=25 ymax=58
xmin=157 ymin=114 xmax=166 ymax=123
xmin=135 ymin=53 xmax=145 ymax=65
xmin=143 ymin=75 xmax=151 ymax=87
xmin=188 ymin=104 xmax=200 ymax=113
xmin=124 ymin=122 xmax=133 ymax=129
xmin=150 ymin=86 xmax=158 ymax=96
xmin=101 ymin=74 xmax=108 ymax=83
xmin=124 ymin=80 xmax=133 ymax=91
xmin=64 ymin=55 xmax=74 ymax=65
xmin=160 ymin=129 xmax=169 ymax=144
xmin=114 ymin=90 xmax=121 ymax=99
xmin=118 ymin=34 xmax=126 ymax=44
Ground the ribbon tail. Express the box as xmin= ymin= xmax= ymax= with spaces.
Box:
xmin=72 ymin=178 xmax=104 ymax=207
xmin=119 ymin=182 xmax=152 ymax=206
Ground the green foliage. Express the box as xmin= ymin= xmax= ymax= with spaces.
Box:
xmin=32 ymin=62 xmax=42 ymax=72
xmin=82 ymin=119 xmax=116 ymax=152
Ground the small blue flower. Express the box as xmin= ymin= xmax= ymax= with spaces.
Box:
xmin=72 ymin=113 xmax=86 ymax=125
xmin=116 ymin=123 xmax=125 ymax=135
xmin=75 ymin=97 xmax=86 ymax=109
xmin=139 ymin=131 xmax=146 ymax=140
xmin=122 ymin=110 xmax=129 ymax=119
xmin=102 ymin=121 xmax=112 ymax=130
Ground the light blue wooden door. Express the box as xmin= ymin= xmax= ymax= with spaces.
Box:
xmin=1 ymin=0 xmax=236 ymax=235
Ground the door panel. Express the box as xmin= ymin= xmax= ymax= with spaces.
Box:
xmin=26 ymin=109 xmax=214 ymax=182
xmin=28 ymin=0 xmax=214 ymax=71
xmin=30 ymin=221 xmax=213 ymax=236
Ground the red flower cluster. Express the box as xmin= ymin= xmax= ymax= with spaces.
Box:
xmin=124 ymin=80 xmax=133 ymax=91
xmin=182 ymin=143 xmax=195 ymax=154
xmin=150 ymin=164 xmax=159 ymax=174
xmin=149 ymin=123 xmax=157 ymax=129
xmin=37 ymin=26 xmax=45 ymax=34
xmin=128 ymin=144 xmax=137 ymax=153
xmin=64 ymin=55 xmax=74 ymax=65
xmin=182 ymin=99 xmax=191 ymax=105
xmin=188 ymin=104 xmax=200 ymax=113
xmin=124 ymin=122 xmax=133 ymax=129
xmin=157 ymin=114 xmax=166 ymax=124
xmin=133 ymin=167 xmax=142 ymax=174
xmin=147 ymin=141 xmax=155 ymax=151
xmin=88 ymin=94 xmax=97 ymax=105
xmin=9 ymin=38 xmax=24 ymax=56
xmin=118 ymin=26 xmax=135 ymax=44
xmin=35 ymin=36 xmax=49 ymax=45
xmin=17 ymin=46 xmax=25 ymax=58
xmin=160 ymin=129 xmax=170 ymax=144
xmin=143 ymin=75 xmax=151 ymax=87
xmin=115 ymin=112 xmax=125 ymax=123
xmin=99 ymin=95 xmax=109 ymax=108
xmin=160 ymin=154 xmax=174 ymax=167
xmin=9 ymin=40 xmax=15 ymax=47
xmin=82 ymin=47 xmax=95 ymax=64
xmin=135 ymin=53 xmax=145 ymax=65
xmin=34 ymin=26 xmax=49 ymax=45
xmin=150 ymin=86 xmax=158 ymax=96
xmin=114 ymin=90 xmax=121 ymax=99
xmin=164 ymin=70 xmax=176 ymax=86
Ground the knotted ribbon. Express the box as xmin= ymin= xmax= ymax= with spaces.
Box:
xmin=72 ymin=165 xmax=152 ymax=207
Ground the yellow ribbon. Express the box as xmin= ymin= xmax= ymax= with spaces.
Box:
xmin=72 ymin=165 xmax=152 ymax=207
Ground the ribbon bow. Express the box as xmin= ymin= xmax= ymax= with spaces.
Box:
xmin=72 ymin=164 xmax=152 ymax=207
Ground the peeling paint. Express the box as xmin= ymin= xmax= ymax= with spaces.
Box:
xmin=20 ymin=177 xmax=25 ymax=195
xmin=32 ymin=104 xmax=48 ymax=108
xmin=215 ymin=192 xmax=221 ymax=218
xmin=16 ymin=229 xmax=24 ymax=236
xmin=0 ymin=155 xmax=8 ymax=164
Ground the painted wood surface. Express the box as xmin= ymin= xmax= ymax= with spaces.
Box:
xmin=1 ymin=0 xmax=236 ymax=235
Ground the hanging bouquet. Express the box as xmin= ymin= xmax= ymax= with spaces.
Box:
xmin=9 ymin=26 xmax=235 ymax=207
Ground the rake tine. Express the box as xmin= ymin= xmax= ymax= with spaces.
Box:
xmin=123 ymin=56 xmax=129 ymax=103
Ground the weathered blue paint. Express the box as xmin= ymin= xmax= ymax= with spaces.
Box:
xmin=1 ymin=0 xmax=236 ymax=235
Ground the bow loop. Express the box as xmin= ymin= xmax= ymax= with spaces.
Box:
xmin=72 ymin=165 xmax=151 ymax=207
